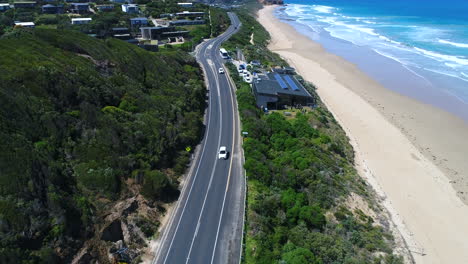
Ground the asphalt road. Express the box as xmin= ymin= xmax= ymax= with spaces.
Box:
xmin=152 ymin=13 xmax=245 ymax=264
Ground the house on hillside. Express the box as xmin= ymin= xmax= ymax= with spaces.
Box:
xmin=121 ymin=4 xmax=138 ymax=13
xmin=169 ymin=19 xmax=204 ymax=26
xmin=252 ymin=72 xmax=313 ymax=110
xmin=130 ymin=17 xmax=148 ymax=26
xmin=14 ymin=21 xmax=35 ymax=28
xmin=110 ymin=0 xmax=133 ymax=3
xmin=70 ymin=3 xmax=89 ymax=14
xmin=42 ymin=4 xmax=63 ymax=14
xmin=175 ymin=11 xmax=205 ymax=17
xmin=140 ymin=26 xmax=188 ymax=40
xmin=71 ymin=17 xmax=92 ymax=25
xmin=0 ymin=3 xmax=11 ymax=11
xmin=13 ymin=1 xmax=36 ymax=8
xmin=112 ymin=27 xmax=131 ymax=40
xmin=160 ymin=13 xmax=174 ymax=18
xmin=177 ymin=2 xmax=193 ymax=7
xmin=96 ymin=4 xmax=114 ymax=12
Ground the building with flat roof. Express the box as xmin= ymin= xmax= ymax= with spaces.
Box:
xmin=71 ymin=17 xmax=92 ymax=25
xmin=130 ymin=17 xmax=148 ymax=26
xmin=110 ymin=0 xmax=133 ymax=3
xmin=112 ymin=27 xmax=131 ymax=40
xmin=70 ymin=3 xmax=89 ymax=14
xmin=96 ymin=5 xmax=114 ymax=12
xmin=140 ymin=26 xmax=188 ymax=40
xmin=42 ymin=4 xmax=63 ymax=14
xmin=169 ymin=19 xmax=205 ymax=26
xmin=121 ymin=4 xmax=138 ymax=13
xmin=13 ymin=1 xmax=36 ymax=8
xmin=177 ymin=2 xmax=193 ymax=7
xmin=14 ymin=21 xmax=35 ymax=27
xmin=0 ymin=3 xmax=11 ymax=11
xmin=252 ymin=72 xmax=313 ymax=109
xmin=176 ymin=11 xmax=205 ymax=17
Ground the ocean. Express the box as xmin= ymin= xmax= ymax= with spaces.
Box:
xmin=276 ymin=0 xmax=468 ymax=120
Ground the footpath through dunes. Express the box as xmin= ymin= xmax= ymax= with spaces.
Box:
xmin=258 ymin=5 xmax=468 ymax=264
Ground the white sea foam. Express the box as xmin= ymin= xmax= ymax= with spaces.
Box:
xmin=312 ymin=5 xmax=335 ymax=14
xmin=346 ymin=25 xmax=379 ymax=36
xmin=438 ymin=39 xmax=468 ymax=48
xmin=413 ymin=47 xmax=468 ymax=66
xmin=372 ymin=49 xmax=406 ymax=65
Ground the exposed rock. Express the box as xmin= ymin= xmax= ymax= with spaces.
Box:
xmin=123 ymin=200 xmax=138 ymax=216
xmin=76 ymin=252 xmax=93 ymax=264
xmin=101 ymin=220 xmax=123 ymax=242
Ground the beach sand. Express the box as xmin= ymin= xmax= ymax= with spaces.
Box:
xmin=257 ymin=6 xmax=468 ymax=264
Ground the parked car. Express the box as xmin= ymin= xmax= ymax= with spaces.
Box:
xmin=218 ymin=146 xmax=228 ymax=159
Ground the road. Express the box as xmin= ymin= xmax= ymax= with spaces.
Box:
xmin=152 ymin=13 xmax=245 ymax=264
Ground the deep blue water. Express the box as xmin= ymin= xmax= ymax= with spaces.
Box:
xmin=278 ymin=0 xmax=468 ymax=119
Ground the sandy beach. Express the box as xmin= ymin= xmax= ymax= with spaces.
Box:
xmin=258 ymin=5 xmax=468 ymax=264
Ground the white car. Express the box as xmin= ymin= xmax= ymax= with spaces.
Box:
xmin=218 ymin=68 xmax=224 ymax=74
xmin=245 ymin=76 xmax=251 ymax=83
xmin=218 ymin=146 xmax=228 ymax=159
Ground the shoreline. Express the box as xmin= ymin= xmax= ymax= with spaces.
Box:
xmin=257 ymin=5 xmax=468 ymax=263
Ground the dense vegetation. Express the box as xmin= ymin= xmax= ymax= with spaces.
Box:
xmin=223 ymin=7 xmax=284 ymax=66
xmin=226 ymin=7 xmax=404 ymax=264
xmin=0 ymin=28 xmax=206 ymax=263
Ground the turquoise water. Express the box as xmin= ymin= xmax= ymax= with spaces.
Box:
xmin=278 ymin=0 xmax=468 ymax=119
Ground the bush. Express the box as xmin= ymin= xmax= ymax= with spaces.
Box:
xmin=141 ymin=170 xmax=179 ymax=202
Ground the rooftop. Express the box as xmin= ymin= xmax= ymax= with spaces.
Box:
xmin=71 ymin=17 xmax=92 ymax=21
xmin=130 ymin=17 xmax=148 ymax=21
xmin=254 ymin=73 xmax=311 ymax=98
xmin=14 ymin=22 xmax=35 ymax=26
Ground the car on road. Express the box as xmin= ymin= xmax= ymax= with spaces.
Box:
xmin=218 ymin=67 xmax=224 ymax=74
xmin=218 ymin=146 xmax=228 ymax=159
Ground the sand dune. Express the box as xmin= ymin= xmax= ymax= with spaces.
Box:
xmin=257 ymin=6 xmax=468 ymax=264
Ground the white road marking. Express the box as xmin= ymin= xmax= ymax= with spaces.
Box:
xmin=155 ymin=14 xmax=244 ymax=264
xmin=158 ymin=40 xmax=216 ymax=264
xmin=185 ymin=51 xmax=224 ymax=264
xmin=210 ymin=56 xmax=239 ymax=264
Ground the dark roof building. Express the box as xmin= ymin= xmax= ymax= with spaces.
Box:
xmin=96 ymin=5 xmax=114 ymax=11
xmin=169 ymin=19 xmax=205 ymax=26
xmin=175 ymin=11 xmax=205 ymax=17
xmin=70 ymin=3 xmax=89 ymax=14
xmin=0 ymin=3 xmax=11 ymax=11
xmin=13 ymin=1 xmax=36 ymax=8
xmin=252 ymin=72 xmax=313 ymax=109
xmin=140 ymin=26 xmax=188 ymax=40
xmin=112 ymin=27 xmax=131 ymax=39
xmin=42 ymin=4 xmax=63 ymax=14
xmin=130 ymin=17 xmax=148 ymax=26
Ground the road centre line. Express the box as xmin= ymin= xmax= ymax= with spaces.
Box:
xmin=158 ymin=39 xmax=215 ymax=264
xmin=184 ymin=54 xmax=224 ymax=264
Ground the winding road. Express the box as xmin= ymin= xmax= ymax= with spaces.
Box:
xmin=152 ymin=12 xmax=245 ymax=264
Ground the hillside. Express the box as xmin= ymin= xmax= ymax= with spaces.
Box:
xmin=0 ymin=28 xmax=206 ymax=263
